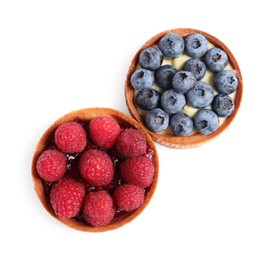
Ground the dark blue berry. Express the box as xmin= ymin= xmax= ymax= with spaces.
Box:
xmin=146 ymin=108 xmax=169 ymax=132
xmin=130 ymin=68 xmax=154 ymax=90
xmin=214 ymin=70 xmax=238 ymax=94
xmin=158 ymin=33 xmax=184 ymax=59
xmin=161 ymin=89 xmax=186 ymax=114
xmin=212 ymin=94 xmax=234 ymax=117
xmin=185 ymin=81 xmax=214 ymax=108
xmin=139 ymin=47 xmax=163 ymax=70
xmin=185 ymin=33 xmax=208 ymax=58
xmin=136 ymin=89 xmax=160 ymax=111
xmin=193 ymin=109 xmax=219 ymax=135
xmin=204 ymin=47 xmax=228 ymax=72
xmin=155 ymin=65 xmax=178 ymax=90
xmin=183 ymin=59 xmax=206 ymax=81
xmin=172 ymin=71 xmax=197 ymax=94
xmin=170 ymin=112 xmax=194 ymax=136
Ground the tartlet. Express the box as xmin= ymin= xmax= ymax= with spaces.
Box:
xmin=31 ymin=108 xmax=159 ymax=232
xmin=125 ymin=28 xmax=243 ymax=148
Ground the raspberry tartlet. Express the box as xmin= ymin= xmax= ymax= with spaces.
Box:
xmin=32 ymin=108 xmax=159 ymax=232
xmin=125 ymin=28 xmax=243 ymax=148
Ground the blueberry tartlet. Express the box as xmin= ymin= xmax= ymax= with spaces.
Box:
xmin=125 ymin=28 xmax=243 ymax=148
xmin=32 ymin=108 xmax=159 ymax=232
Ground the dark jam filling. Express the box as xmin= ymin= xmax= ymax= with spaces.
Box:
xmin=41 ymin=120 xmax=155 ymax=224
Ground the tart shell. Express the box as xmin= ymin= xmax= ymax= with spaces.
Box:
xmin=125 ymin=28 xmax=243 ymax=148
xmin=31 ymin=107 xmax=159 ymax=232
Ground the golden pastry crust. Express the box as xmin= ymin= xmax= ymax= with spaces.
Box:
xmin=125 ymin=28 xmax=243 ymax=148
xmin=32 ymin=107 xmax=159 ymax=232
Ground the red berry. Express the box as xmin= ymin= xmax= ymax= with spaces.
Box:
xmin=36 ymin=149 xmax=66 ymax=182
xmin=55 ymin=122 xmax=87 ymax=153
xmin=50 ymin=178 xmax=85 ymax=219
xmin=115 ymin=128 xmax=147 ymax=158
xmin=89 ymin=116 xmax=121 ymax=149
xmin=83 ymin=190 xmax=115 ymax=227
xmin=78 ymin=149 xmax=114 ymax=186
xmin=121 ymin=156 xmax=154 ymax=188
xmin=114 ymin=184 xmax=145 ymax=211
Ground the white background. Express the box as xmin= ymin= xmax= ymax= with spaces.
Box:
xmin=0 ymin=0 xmax=273 ymax=259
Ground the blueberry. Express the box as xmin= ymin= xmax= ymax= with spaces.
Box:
xmin=130 ymin=68 xmax=155 ymax=90
xmin=185 ymin=81 xmax=214 ymax=108
xmin=136 ymin=89 xmax=160 ymax=111
xmin=204 ymin=47 xmax=228 ymax=72
xmin=146 ymin=108 xmax=169 ymax=132
xmin=183 ymin=59 xmax=206 ymax=81
xmin=158 ymin=33 xmax=184 ymax=59
xmin=139 ymin=47 xmax=163 ymax=70
xmin=161 ymin=89 xmax=186 ymax=114
xmin=212 ymin=94 xmax=234 ymax=117
xmin=155 ymin=65 xmax=178 ymax=90
xmin=214 ymin=70 xmax=238 ymax=94
xmin=185 ymin=33 xmax=208 ymax=58
xmin=193 ymin=109 xmax=219 ymax=135
xmin=172 ymin=71 xmax=197 ymax=94
xmin=170 ymin=112 xmax=194 ymax=136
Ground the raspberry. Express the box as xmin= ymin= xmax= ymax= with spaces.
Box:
xmin=78 ymin=149 xmax=114 ymax=186
xmin=55 ymin=122 xmax=87 ymax=153
xmin=89 ymin=116 xmax=121 ymax=149
xmin=114 ymin=184 xmax=145 ymax=211
xmin=50 ymin=178 xmax=85 ymax=219
xmin=120 ymin=156 xmax=154 ymax=188
xmin=83 ymin=191 xmax=115 ymax=227
xmin=36 ymin=149 xmax=67 ymax=182
xmin=115 ymin=128 xmax=147 ymax=158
